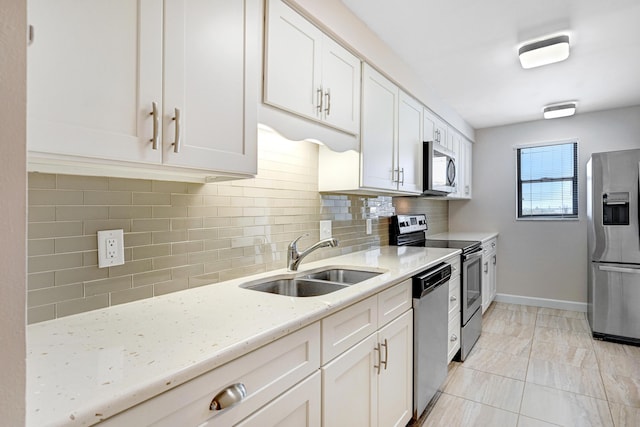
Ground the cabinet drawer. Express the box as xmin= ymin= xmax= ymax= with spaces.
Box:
xmin=102 ymin=323 xmax=320 ymax=427
xmin=483 ymin=238 xmax=497 ymax=256
xmin=378 ymin=279 xmax=412 ymax=328
xmin=447 ymin=314 xmax=461 ymax=362
xmin=448 ymin=276 xmax=460 ymax=318
xmin=322 ymin=295 xmax=378 ymax=364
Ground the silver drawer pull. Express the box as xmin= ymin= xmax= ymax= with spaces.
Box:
xmin=209 ymin=383 xmax=247 ymax=411
xmin=450 ymin=334 xmax=458 ymax=342
xmin=172 ymin=107 xmax=181 ymax=153
xmin=150 ymin=102 xmax=159 ymax=150
xmin=450 ymin=296 xmax=457 ymax=302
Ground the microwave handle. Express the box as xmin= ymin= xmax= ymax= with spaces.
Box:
xmin=447 ymin=158 xmax=456 ymax=186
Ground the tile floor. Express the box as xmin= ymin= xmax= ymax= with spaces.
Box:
xmin=419 ymin=302 xmax=640 ymax=427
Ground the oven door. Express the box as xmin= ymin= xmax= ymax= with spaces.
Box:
xmin=461 ymin=250 xmax=483 ymax=324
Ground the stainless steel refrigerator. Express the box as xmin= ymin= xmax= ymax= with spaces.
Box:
xmin=587 ymin=148 xmax=640 ymax=344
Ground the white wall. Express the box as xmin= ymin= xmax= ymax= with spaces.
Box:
xmin=0 ymin=0 xmax=27 ymax=423
xmin=450 ymin=106 xmax=640 ymax=304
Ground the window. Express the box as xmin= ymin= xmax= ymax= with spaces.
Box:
xmin=516 ymin=141 xmax=578 ymax=219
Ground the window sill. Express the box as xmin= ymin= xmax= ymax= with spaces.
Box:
xmin=516 ymin=216 xmax=579 ymax=221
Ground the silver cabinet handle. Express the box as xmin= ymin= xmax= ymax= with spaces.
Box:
xmin=399 ymin=168 xmax=405 ymax=185
xmin=599 ymin=265 xmax=640 ymax=274
xmin=324 ymin=88 xmax=331 ymax=115
xmin=380 ymin=339 xmax=388 ymax=370
xmin=492 ymin=255 xmax=497 ymax=265
xmin=450 ymin=334 xmax=458 ymax=342
xmin=316 ymin=87 xmax=323 ymax=114
xmin=150 ymin=102 xmax=159 ymax=150
xmin=28 ymin=25 xmax=34 ymax=45
xmin=374 ymin=343 xmax=382 ymax=375
xmin=172 ymin=108 xmax=181 ymax=153
xmin=450 ymin=296 xmax=457 ymax=302
xmin=209 ymin=383 xmax=247 ymax=411
xmin=484 ymin=262 xmax=488 ymax=273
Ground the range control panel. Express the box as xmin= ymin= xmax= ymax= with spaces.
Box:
xmin=394 ymin=214 xmax=427 ymax=234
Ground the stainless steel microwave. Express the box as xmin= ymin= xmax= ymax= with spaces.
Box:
xmin=423 ymin=141 xmax=456 ymax=196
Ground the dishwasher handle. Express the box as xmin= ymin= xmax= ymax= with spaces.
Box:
xmin=413 ymin=263 xmax=452 ymax=298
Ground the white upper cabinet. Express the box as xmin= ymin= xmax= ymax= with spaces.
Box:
xmin=264 ymin=0 xmax=361 ymax=136
xmin=361 ymin=65 xmax=398 ymax=191
xmin=27 ymin=0 xmax=258 ymax=181
xmin=28 ymin=0 xmax=163 ymax=165
xmin=361 ymin=65 xmax=422 ymax=194
xmin=162 ymin=0 xmax=258 ymax=175
xmin=423 ymin=108 xmax=447 ymax=147
xmin=397 ymin=92 xmax=423 ymax=194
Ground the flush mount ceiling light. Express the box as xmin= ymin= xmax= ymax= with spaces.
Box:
xmin=543 ymin=102 xmax=577 ymax=119
xmin=519 ymin=34 xmax=570 ymax=69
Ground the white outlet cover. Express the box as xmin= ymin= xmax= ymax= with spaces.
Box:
xmin=97 ymin=229 xmax=125 ymax=268
xmin=319 ymin=220 xmax=332 ymax=239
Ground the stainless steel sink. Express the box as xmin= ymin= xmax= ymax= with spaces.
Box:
xmin=301 ymin=269 xmax=382 ymax=284
xmin=244 ymin=278 xmax=347 ymax=297
xmin=241 ymin=268 xmax=383 ymax=297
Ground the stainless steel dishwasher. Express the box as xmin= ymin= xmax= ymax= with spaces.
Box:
xmin=412 ymin=262 xmax=452 ymax=420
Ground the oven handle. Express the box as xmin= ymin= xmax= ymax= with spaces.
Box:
xmin=463 ymin=250 xmax=483 ymax=262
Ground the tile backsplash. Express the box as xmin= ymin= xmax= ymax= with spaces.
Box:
xmin=27 ymin=131 xmax=448 ymax=323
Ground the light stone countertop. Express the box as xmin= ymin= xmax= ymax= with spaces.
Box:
xmin=27 ymin=245 xmax=460 ymax=427
xmin=429 ymin=231 xmax=499 ymax=243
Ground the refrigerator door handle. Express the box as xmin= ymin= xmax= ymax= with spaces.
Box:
xmin=598 ymin=265 xmax=640 ymax=274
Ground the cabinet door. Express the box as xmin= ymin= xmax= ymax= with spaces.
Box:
xmin=378 ymin=311 xmax=413 ymax=427
xmin=264 ymin=0 xmax=323 ymax=122
xmin=482 ymin=255 xmax=491 ymax=313
xmin=236 ymin=372 xmax=320 ymax=427
xmin=462 ymin=139 xmax=473 ymax=198
xmin=321 ymin=37 xmax=361 ymax=135
xmin=322 ymin=334 xmax=378 ymax=427
xmin=28 ymin=0 xmax=162 ymax=164
xmin=397 ymin=91 xmax=423 ymax=194
xmin=163 ymin=0 xmax=258 ymax=174
xmin=361 ymin=65 xmax=398 ymax=191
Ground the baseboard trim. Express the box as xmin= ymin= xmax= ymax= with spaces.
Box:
xmin=494 ymin=293 xmax=587 ymax=313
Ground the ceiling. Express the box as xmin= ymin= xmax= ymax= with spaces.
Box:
xmin=340 ymin=0 xmax=640 ymax=129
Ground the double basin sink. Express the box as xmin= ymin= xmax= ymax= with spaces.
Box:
xmin=241 ymin=268 xmax=383 ymax=297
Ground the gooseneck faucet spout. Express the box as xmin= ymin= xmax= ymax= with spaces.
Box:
xmin=287 ymin=234 xmax=339 ymax=271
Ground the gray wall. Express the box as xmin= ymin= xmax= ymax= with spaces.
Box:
xmin=450 ymin=105 xmax=640 ymax=304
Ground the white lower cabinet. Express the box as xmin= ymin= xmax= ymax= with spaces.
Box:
xmin=482 ymin=238 xmax=498 ymax=313
xmin=236 ymin=372 xmax=320 ymax=427
xmin=321 ymin=280 xmax=413 ymax=427
xmin=100 ymin=281 xmax=415 ymax=427
xmin=100 ymin=323 xmax=320 ymax=426
xmin=446 ymin=255 xmax=461 ymax=362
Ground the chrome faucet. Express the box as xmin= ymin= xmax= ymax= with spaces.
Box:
xmin=287 ymin=234 xmax=339 ymax=271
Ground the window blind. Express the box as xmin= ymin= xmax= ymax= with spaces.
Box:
xmin=517 ymin=142 xmax=578 ymax=219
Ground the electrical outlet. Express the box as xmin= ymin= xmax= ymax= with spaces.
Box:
xmin=97 ymin=229 xmax=125 ymax=268
xmin=319 ymin=220 xmax=332 ymax=239
xmin=366 ymin=218 xmax=372 ymax=235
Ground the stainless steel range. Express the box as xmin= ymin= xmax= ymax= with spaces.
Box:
xmin=390 ymin=214 xmax=483 ymax=361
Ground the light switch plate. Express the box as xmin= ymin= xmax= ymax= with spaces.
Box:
xmin=97 ymin=229 xmax=125 ymax=268
xmin=319 ymin=220 xmax=332 ymax=239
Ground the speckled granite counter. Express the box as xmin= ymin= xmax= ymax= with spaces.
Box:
xmin=27 ymin=245 xmax=459 ymax=427
xmin=429 ymin=231 xmax=499 ymax=243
